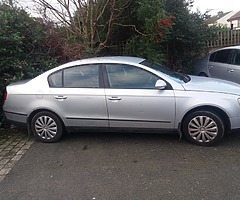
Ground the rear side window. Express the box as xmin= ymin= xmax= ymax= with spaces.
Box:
xmin=48 ymin=70 xmax=63 ymax=87
xmin=210 ymin=49 xmax=231 ymax=64
xmin=48 ymin=64 xmax=99 ymax=88
xmin=64 ymin=65 xmax=99 ymax=88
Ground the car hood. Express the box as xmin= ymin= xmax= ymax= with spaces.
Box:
xmin=182 ymin=75 xmax=240 ymax=95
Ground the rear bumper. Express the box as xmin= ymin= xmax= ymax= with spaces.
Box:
xmin=4 ymin=111 xmax=28 ymax=128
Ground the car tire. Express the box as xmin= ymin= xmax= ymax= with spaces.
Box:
xmin=199 ymin=72 xmax=208 ymax=77
xmin=182 ymin=111 xmax=224 ymax=146
xmin=0 ymin=112 xmax=6 ymax=128
xmin=31 ymin=111 xmax=63 ymax=143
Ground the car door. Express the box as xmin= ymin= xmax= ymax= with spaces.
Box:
xmin=225 ymin=49 xmax=240 ymax=84
xmin=48 ymin=64 xmax=108 ymax=127
xmin=103 ymin=64 xmax=175 ymax=129
xmin=208 ymin=49 xmax=232 ymax=80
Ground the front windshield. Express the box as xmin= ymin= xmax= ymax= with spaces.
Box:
xmin=141 ymin=60 xmax=190 ymax=83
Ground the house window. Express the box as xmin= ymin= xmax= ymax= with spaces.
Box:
xmin=238 ymin=19 xmax=240 ymax=27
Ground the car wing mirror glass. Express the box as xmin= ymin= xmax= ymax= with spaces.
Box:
xmin=155 ymin=80 xmax=167 ymax=90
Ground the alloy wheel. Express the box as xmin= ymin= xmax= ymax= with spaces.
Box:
xmin=188 ymin=115 xmax=218 ymax=143
xmin=35 ymin=115 xmax=58 ymax=140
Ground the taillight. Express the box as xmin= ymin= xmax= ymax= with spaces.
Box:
xmin=3 ymin=91 xmax=7 ymax=102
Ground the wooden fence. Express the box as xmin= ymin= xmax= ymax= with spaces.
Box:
xmin=206 ymin=29 xmax=240 ymax=48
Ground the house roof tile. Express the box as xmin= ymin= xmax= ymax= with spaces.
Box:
xmin=227 ymin=11 xmax=240 ymax=21
xmin=205 ymin=11 xmax=231 ymax=25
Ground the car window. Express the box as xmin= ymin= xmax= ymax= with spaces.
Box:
xmin=210 ymin=49 xmax=231 ymax=64
xmin=232 ymin=50 xmax=240 ymax=65
xmin=48 ymin=70 xmax=63 ymax=87
xmin=209 ymin=52 xmax=216 ymax=62
xmin=141 ymin=60 xmax=190 ymax=83
xmin=105 ymin=64 xmax=159 ymax=89
xmin=63 ymin=64 xmax=99 ymax=88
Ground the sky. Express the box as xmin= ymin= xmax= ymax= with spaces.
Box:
xmin=15 ymin=0 xmax=240 ymax=17
xmin=192 ymin=0 xmax=240 ymax=15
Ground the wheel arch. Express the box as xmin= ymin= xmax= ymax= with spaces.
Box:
xmin=181 ymin=106 xmax=231 ymax=133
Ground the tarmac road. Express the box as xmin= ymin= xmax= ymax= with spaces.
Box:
xmin=1 ymin=131 xmax=240 ymax=200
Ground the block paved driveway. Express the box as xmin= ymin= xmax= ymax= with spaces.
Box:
xmin=1 ymin=129 xmax=240 ymax=200
xmin=0 ymin=127 xmax=34 ymax=181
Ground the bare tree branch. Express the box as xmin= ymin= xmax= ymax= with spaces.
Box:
xmin=33 ymin=0 xmax=133 ymax=57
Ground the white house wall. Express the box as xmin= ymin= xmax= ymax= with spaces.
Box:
xmin=217 ymin=11 xmax=237 ymax=28
xmin=230 ymin=19 xmax=239 ymax=29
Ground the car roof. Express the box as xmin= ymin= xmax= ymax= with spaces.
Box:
xmin=221 ymin=45 xmax=240 ymax=49
xmin=213 ymin=45 xmax=240 ymax=51
xmin=59 ymin=56 xmax=146 ymax=68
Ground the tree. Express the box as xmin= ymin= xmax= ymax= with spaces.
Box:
xmin=126 ymin=0 xmax=212 ymax=71
xmin=33 ymin=0 xmax=133 ymax=57
xmin=163 ymin=0 xmax=212 ymax=71
xmin=125 ymin=0 xmax=174 ymax=62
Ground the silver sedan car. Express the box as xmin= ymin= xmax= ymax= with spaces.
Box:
xmin=193 ymin=45 xmax=240 ymax=83
xmin=3 ymin=56 xmax=240 ymax=146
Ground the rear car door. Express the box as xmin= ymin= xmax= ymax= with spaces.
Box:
xmin=208 ymin=49 xmax=232 ymax=80
xmin=103 ymin=64 xmax=175 ymax=129
xmin=48 ymin=64 xmax=108 ymax=128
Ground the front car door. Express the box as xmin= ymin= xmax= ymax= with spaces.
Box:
xmin=103 ymin=64 xmax=175 ymax=129
xmin=48 ymin=64 xmax=108 ymax=128
xmin=226 ymin=49 xmax=240 ymax=84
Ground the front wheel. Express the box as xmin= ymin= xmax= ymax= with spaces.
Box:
xmin=182 ymin=111 xmax=224 ymax=146
xmin=31 ymin=111 xmax=63 ymax=143
xmin=199 ymin=72 xmax=208 ymax=77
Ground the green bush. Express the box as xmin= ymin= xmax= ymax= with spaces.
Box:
xmin=0 ymin=4 xmax=58 ymax=109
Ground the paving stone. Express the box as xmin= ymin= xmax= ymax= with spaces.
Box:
xmin=4 ymin=146 xmax=14 ymax=151
xmin=16 ymin=150 xmax=27 ymax=155
xmin=9 ymin=148 xmax=21 ymax=153
xmin=0 ymin=159 xmax=10 ymax=165
xmin=15 ymin=143 xmax=25 ymax=148
xmin=0 ymin=151 xmax=10 ymax=157
xmin=0 ymin=128 xmax=34 ymax=182
xmin=0 ymin=176 xmax=4 ymax=182
xmin=0 ymin=144 xmax=8 ymax=149
xmin=11 ymin=155 xmax=22 ymax=161
xmin=5 ymin=160 xmax=18 ymax=168
xmin=21 ymin=144 xmax=32 ymax=150
xmin=0 ymin=168 xmax=12 ymax=175
xmin=10 ymin=142 xmax=19 ymax=146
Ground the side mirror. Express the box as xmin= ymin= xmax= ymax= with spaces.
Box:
xmin=155 ymin=80 xmax=167 ymax=90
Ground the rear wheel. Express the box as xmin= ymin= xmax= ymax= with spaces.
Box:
xmin=0 ymin=111 xmax=6 ymax=128
xmin=31 ymin=111 xmax=63 ymax=143
xmin=182 ymin=111 xmax=224 ymax=146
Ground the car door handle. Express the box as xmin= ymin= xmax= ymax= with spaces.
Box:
xmin=228 ymin=69 xmax=234 ymax=73
xmin=208 ymin=65 xmax=213 ymax=69
xmin=108 ymin=97 xmax=122 ymax=101
xmin=55 ymin=96 xmax=67 ymax=100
